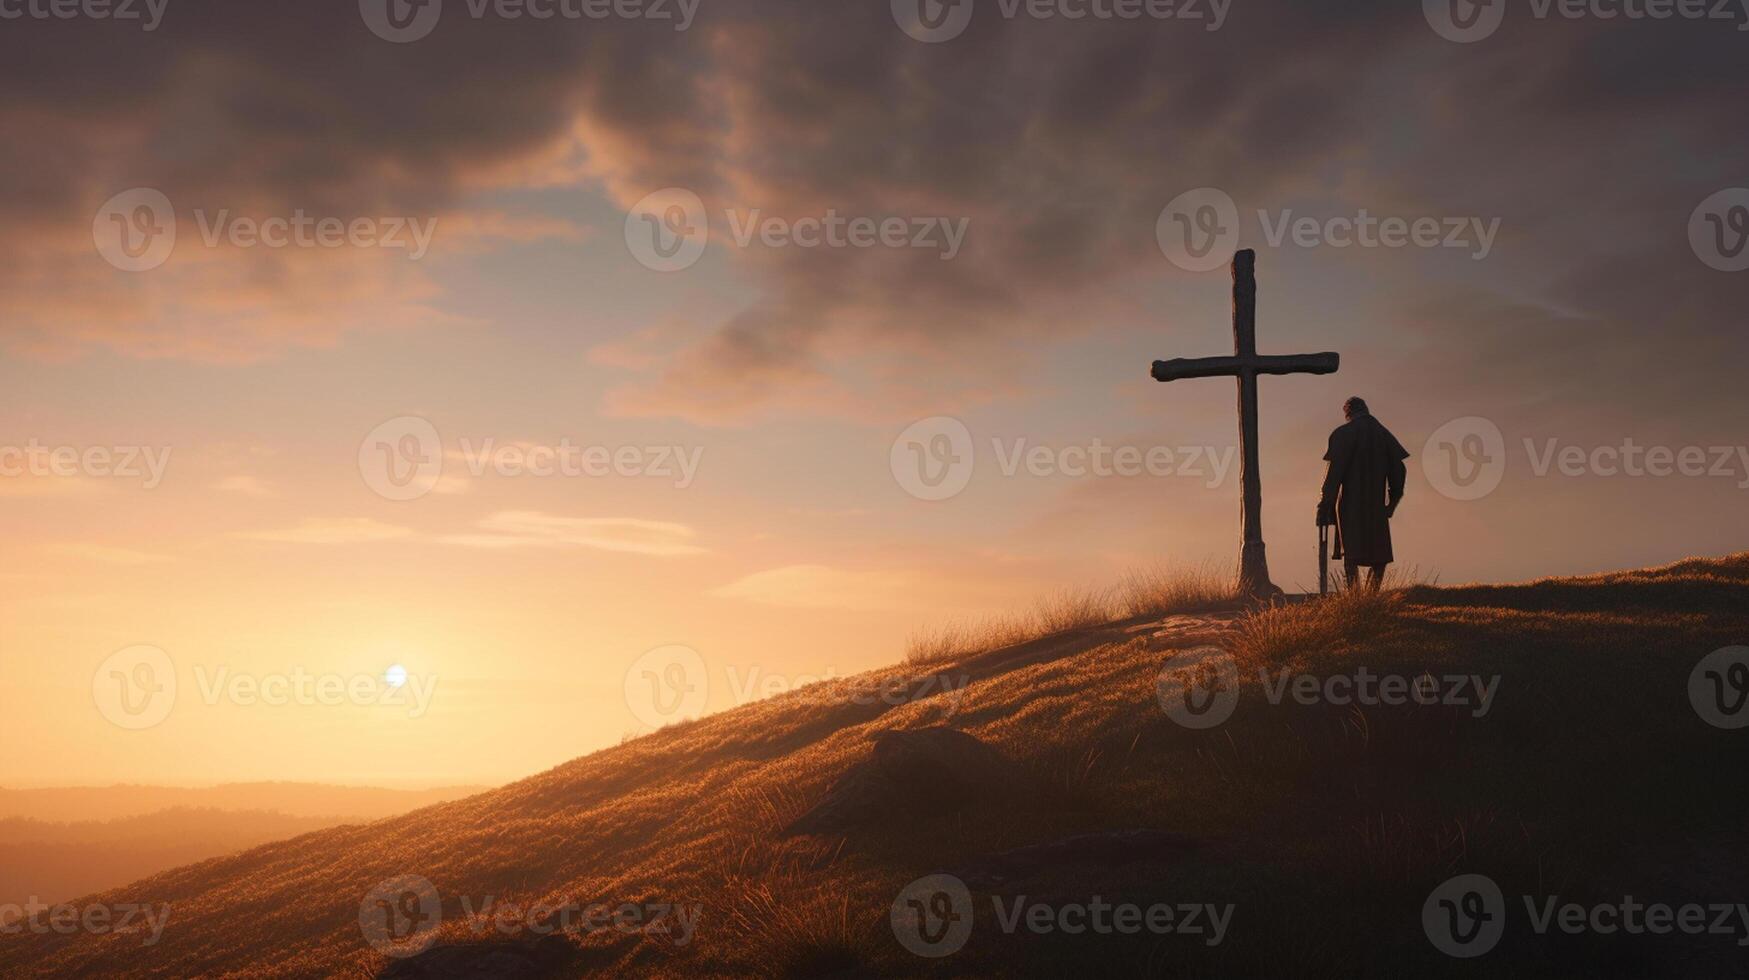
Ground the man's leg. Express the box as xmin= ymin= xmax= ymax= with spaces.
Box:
xmin=1365 ymin=564 xmax=1386 ymax=592
xmin=1342 ymin=559 xmax=1361 ymax=591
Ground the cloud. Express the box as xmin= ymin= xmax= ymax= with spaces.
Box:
xmin=213 ymin=475 xmax=274 ymax=496
xmin=238 ymin=518 xmax=414 ymax=545
xmin=438 ymin=510 xmax=704 ymax=556
xmin=0 ymin=1 xmax=1741 ymax=419
xmin=709 ymin=564 xmax=921 ymax=610
xmin=44 ymin=543 xmax=172 ymax=565
xmin=0 ymin=475 xmax=110 ymax=497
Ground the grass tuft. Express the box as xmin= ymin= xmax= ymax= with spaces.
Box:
xmin=906 ymin=565 xmax=1237 ymax=664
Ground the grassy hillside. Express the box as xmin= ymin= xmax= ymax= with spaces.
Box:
xmin=0 ymin=783 xmax=488 ymax=823
xmin=0 ymin=809 xmax=342 ymax=907
xmin=3 ymin=556 xmax=1747 ymax=978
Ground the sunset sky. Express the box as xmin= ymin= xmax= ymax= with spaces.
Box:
xmin=2 ymin=0 xmax=1745 ymax=788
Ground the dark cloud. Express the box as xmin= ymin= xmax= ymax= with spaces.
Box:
xmin=1 ymin=0 xmax=1743 ymax=408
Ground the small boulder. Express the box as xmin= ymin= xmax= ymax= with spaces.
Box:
xmin=955 ymin=829 xmax=1201 ymax=889
xmin=786 ymin=727 xmax=1015 ymax=835
xmin=378 ymin=934 xmax=575 ymax=979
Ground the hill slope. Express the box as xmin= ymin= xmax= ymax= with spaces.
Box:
xmin=4 ymin=556 xmax=1748 ymax=978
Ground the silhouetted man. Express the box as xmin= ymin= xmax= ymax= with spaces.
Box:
xmin=1316 ymin=397 xmax=1408 ymax=591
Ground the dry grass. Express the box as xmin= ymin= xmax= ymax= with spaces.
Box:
xmin=906 ymin=564 xmax=1235 ymax=664
xmin=1228 ymin=567 xmax=1429 ymax=669
xmin=12 ymin=554 xmax=1749 ymax=979
xmin=1117 ymin=560 xmax=1234 ymax=618
xmin=715 ymin=877 xmax=878 ymax=979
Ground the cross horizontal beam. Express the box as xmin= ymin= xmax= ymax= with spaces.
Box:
xmin=1151 ymin=352 xmax=1339 ymax=382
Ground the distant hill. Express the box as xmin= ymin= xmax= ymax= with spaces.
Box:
xmin=0 ymin=784 xmax=485 ymax=911
xmin=3 ymin=557 xmax=1747 ymax=977
xmin=0 ymin=783 xmax=486 ymax=823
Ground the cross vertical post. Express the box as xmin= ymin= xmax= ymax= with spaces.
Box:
xmin=1231 ymin=250 xmax=1270 ymax=597
xmin=1150 ymin=249 xmax=1341 ymax=600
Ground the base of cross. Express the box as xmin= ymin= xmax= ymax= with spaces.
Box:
xmin=1238 ymin=541 xmax=1285 ymax=600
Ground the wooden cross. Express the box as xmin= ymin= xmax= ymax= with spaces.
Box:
xmin=1151 ymin=249 xmax=1339 ymax=599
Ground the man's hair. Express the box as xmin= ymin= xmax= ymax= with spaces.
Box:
xmin=1343 ymin=396 xmax=1369 ymax=418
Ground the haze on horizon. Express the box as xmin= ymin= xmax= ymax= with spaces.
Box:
xmin=1 ymin=0 xmax=1745 ymax=788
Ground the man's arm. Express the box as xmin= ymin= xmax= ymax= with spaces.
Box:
xmin=1317 ymin=430 xmax=1347 ymax=526
xmin=1385 ymin=450 xmax=1407 ymax=518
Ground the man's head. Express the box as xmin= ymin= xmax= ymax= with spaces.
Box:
xmin=1343 ymin=396 xmax=1369 ymax=420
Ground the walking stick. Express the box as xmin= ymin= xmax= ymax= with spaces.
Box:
xmin=1318 ymin=524 xmax=1330 ymax=596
